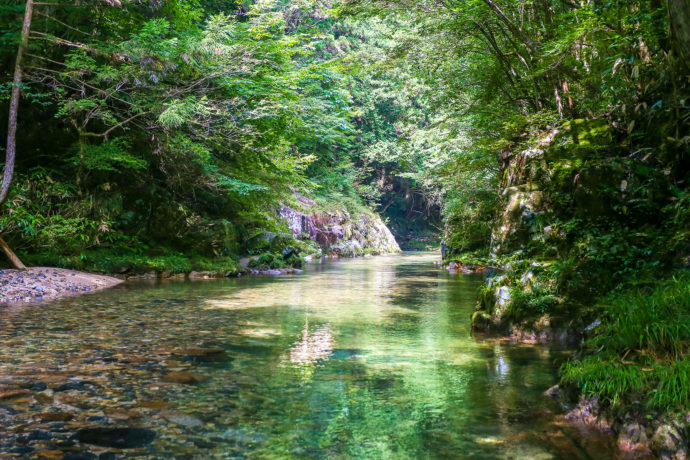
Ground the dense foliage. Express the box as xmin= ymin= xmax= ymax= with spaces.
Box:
xmin=375 ymin=0 xmax=689 ymax=417
xmin=1 ymin=0 xmax=343 ymax=265
xmin=2 ymin=0 xmax=689 ymax=421
xmin=1 ymin=0 xmax=448 ymax=269
xmin=336 ymin=0 xmax=690 ymax=417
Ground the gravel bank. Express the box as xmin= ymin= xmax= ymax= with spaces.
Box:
xmin=0 ymin=267 xmax=123 ymax=305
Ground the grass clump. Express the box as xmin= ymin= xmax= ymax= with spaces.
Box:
xmin=561 ymin=271 xmax=690 ymax=412
xmin=248 ymin=250 xmax=304 ymax=270
xmin=510 ymin=289 xmax=561 ymax=317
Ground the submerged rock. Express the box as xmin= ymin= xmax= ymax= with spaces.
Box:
xmin=0 ymin=388 xmax=31 ymax=400
xmin=54 ymin=380 xmax=97 ymax=392
xmin=618 ymin=421 xmax=651 ymax=454
xmin=161 ymin=411 xmax=204 ymax=427
xmin=63 ymin=453 xmax=98 ymax=460
xmin=38 ymin=411 xmax=75 ymax=422
xmin=137 ymin=400 xmax=175 ymax=410
xmin=74 ymin=427 xmax=155 ymax=448
xmin=174 ymin=346 xmax=230 ymax=363
xmin=162 ymin=372 xmax=209 ymax=385
xmin=35 ymin=450 xmax=64 ymax=460
xmin=545 ymin=384 xmax=563 ymax=402
xmin=104 ymin=407 xmax=143 ymax=421
xmin=222 ymin=427 xmax=268 ymax=445
xmin=565 ymin=395 xmax=613 ymax=432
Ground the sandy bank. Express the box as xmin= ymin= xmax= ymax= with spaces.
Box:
xmin=0 ymin=267 xmax=123 ymax=305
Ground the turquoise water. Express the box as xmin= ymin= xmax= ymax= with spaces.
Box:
xmin=0 ymin=253 xmax=617 ymax=458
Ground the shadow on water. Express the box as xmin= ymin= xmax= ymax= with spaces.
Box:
xmin=0 ymin=253 xmax=619 ymax=458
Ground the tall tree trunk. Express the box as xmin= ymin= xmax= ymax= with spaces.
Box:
xmin=667 ymin=0 xmax=690 ymax=62
xmin=1 ymin=0 xmax=33 ymax=270
xmin=2 ymin=0 xmax=33 ymax=205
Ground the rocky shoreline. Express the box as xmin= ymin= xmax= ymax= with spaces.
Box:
xmin=436 ymin=260 xmax=497 ymax=275
xmin=0 ymin=252 xmax=387 ymax=306
xmin=123 ymin=267 xmax=306 ymax=280
xmin=0 ymin=268 xmax=123 ymax=306
xmin=476 ymin=320 xmax=689 ymax=459
xmin=547 ymin=386 xmax=688 ymax=460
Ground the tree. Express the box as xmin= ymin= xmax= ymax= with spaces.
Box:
xmin=0 ymin=0 xmax=32 ymax=269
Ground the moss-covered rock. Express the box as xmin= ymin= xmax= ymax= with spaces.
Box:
xmin=546 ymin=118 xmax=613 ymax=162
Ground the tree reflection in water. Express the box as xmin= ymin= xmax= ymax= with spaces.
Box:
xmin=285 ymin=315 xmax=333 ymax=369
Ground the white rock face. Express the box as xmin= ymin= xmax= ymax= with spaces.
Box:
xmin=278 ymin=201 xmax=400 ymax=255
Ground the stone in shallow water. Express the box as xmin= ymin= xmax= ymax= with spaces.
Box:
xmin=54 ymin=393 xmax=89 ymax=408
xmin=225 ymin=343 xmax=273 ymax=356
xmin=35 ymin=450 xmax=64 ymax=460
xmin=162 ymin=372 xmax=209 ymax=385
xmin=28 ymin=431 xmax=54 ymax=441
xmin=192 ymin=438 xmax=215 ymax=448
xmin=104 ymin=407 xmax=143 ymax=421
xmin=54 ymin=381 xmax=97 ymax=392
xmin=174 ymin=346 xmax=231 ymax=363
xmin=74 ymin=427 xmax=156 ymax=448
xmin=161 ymin=411 xmax=204 ymax=427
xmin=138 ymin=400 xmax=174 ymax=409
xmin=63 ymin=452 xmax=98 ymax=460
xmin=0 ymin=388 xmax=31 ymax=400
xmin=222 ymin=428 xmax=268 ymax=445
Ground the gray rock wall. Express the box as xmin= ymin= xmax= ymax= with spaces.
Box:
xmin=278 ymin=201 xmax=400 ymax=256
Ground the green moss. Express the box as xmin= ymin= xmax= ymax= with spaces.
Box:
xmin=191 ymin=257 xmax=239 ymax=274
xmin=547 ymin=118 xmax=613 ymax=162
xmin=476 ymin=282 xmax=496 ymax=312
xmin=470 ymin=310 xmax=496 ymax=330
xmin=247 ymin=249 xmax=304 ymax=270
xmin=509 ymin=290 xmax=561 ymax=317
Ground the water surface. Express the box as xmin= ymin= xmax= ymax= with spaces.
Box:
xmin=0 ymin=253 xmax=617 ymax=458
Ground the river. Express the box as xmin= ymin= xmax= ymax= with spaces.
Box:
xmin=0 ymin=253 xmax=617 ymax=458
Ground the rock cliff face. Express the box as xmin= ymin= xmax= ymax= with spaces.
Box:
xmin=491 ymin=119 xmax=615 ymax=256
xmin=472 ymin=120 xmax=618 ymax=334
xmin=278 ymin=196 xmax=400 ymax=256
xmin=472 ymin=129 xmax=563 ymax=334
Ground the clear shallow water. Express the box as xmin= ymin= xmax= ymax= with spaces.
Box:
xmin=0 ymin=253 xmax=617 ymax=459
